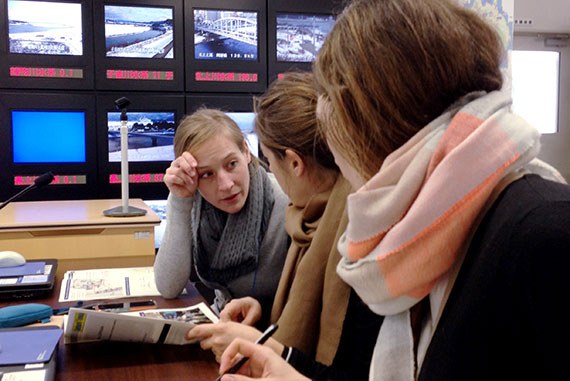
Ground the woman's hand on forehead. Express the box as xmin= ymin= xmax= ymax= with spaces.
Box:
xmin=164 ymin=151 xmax=200 ymax=198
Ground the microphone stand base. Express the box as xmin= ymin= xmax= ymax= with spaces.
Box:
xmin=103 ymin=205 xmax=147 ymax=217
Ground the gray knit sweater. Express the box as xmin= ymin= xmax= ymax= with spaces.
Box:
xmin=154 ymin=174 xmax=289 ymax=316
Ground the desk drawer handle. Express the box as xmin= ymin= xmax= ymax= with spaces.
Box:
xmin=30 ymin=228 xmax=105 ymax=237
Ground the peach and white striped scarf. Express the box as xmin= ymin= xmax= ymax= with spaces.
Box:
xmin=335 ymin=91 xmax=564 ymax=380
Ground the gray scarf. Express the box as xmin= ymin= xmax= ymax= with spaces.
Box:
xmin=192 ymin=164 xmax=274 ymax=286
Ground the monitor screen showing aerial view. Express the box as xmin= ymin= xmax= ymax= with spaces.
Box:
xmin=107 ymin=112 xmax=175 ymax=162
xmin=8 ymin=0 xmax=83 ymax=56
xmin=194 ymin=9 xmax=257 ymax=61
xmin=104 ymin=5 xmax=174 ymax=59
xmin=276 ymin=13 xmax=334 ymax=62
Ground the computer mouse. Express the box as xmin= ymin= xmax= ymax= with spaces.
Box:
xmin=0 ymin=251 xmax=26 ymax=267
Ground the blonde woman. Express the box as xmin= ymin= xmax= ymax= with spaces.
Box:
xmin=154 ymin=109 xmax=289 ymax=322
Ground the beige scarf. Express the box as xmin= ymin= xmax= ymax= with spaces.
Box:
xmin=270 ymin=175 xmax=352 ymax=365
xmin=335 ymin=91 xmax=565 ymax=380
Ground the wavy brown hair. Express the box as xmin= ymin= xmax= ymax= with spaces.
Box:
xmin=254 ymin=72 xmax=337 ymax=171
xmin=314 ymin=0 xmax=503 ymax=180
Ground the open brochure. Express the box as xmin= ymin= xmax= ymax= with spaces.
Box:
xmin=64 ymin=302 xmax=219 ymax=345
xmin=59 ymin=267 xmax=162 ymax=302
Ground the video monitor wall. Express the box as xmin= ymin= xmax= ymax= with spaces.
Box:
xmin=0 ymin=0 xmax=95 ymax=90
xmin=93 ymin=0 xmax=184 ymax=91
xmin=268 ymin=0 xmax=340 ymax=83
xmin=185 ymin=0 xmax=267 ymax=93
xmin=0 ymin=0 xmax=344 ymax=202
xmin=0 ymin=92 xmax=98 ymax=201
xmin=96 ymin=93 xmax=185 ymax=200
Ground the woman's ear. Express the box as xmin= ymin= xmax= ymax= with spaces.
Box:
xmin=243 ymin=140 xmax=252 ymax=163
xmin=284 ymin=149 xmax=305 ymax=177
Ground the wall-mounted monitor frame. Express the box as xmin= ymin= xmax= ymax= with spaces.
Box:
xmin=267 ymin=0 xmax=340 ymax=84
xmin=93 ymin=0 xmax=184 ymax=91
xmin=0 ymin=91 xmax=98 ymax=201
xmin=96 ymin=93 xmax=185 ymax=200
xmin=0 ymin=0 xmax=95 ymax=90
xmin=184 ymin=0 xmax=267 ymax=93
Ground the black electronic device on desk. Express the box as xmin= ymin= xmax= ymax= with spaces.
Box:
xmin=0 ymin=258 xmax=58 ymax=300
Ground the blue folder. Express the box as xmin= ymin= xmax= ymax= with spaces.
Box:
xmin=0 ymin=261 xmax=45 ymax=278
xmin=0 ymin=326 xmax=62 ymax=366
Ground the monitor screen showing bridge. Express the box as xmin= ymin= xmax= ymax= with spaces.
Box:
xmin=193 ymin=9 xmax=258 ymax=61
xmin=107 ymin=111 xmax=175 ymax=162
xmin=276 ymin=13 xmax=334 ymax=63
xmin=104 ymin=5 xmax=174 ymax=59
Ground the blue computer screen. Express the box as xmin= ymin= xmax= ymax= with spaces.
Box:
xmin=12 ymin=110 xmax=86 ymax=163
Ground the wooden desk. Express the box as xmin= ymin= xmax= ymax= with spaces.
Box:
xmin=0 ymin=199 xmax=160 ymax=277
xmin=0 ymin=268 xmax=219 ymax=380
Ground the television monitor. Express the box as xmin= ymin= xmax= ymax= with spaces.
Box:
xmin=267 ymin=0 xmax=341 ymax=84
xmin=92 ymin=0 xmax=184 ymax=91
xmin=0 ymin=0 xmax=95 ymax=90
xmin=0 ymin=92 xmax=98 ymax=201
xmin=12 ymin=110 xmax=86 ymax=163
xmin=96 ymin=93 xmax=185 ymax=200
xmin=225 ymin=111 xmax=258 ymax=158
xmin=186 ymin=94 xmax=260 ymax=159
xmin=185 ymin=0 xmax=267 ymax=93
xmin=275 ymin=13 xmax=334 ymax=63
xmin=107 ymin=111 xmax=176 ymax=163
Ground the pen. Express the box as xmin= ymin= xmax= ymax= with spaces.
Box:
xmin=216 ymin=323 xmax=279 ymax=381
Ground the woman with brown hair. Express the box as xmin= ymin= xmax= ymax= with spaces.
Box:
xmin=154 ymin=108 xmax=289 ymax=323
xmin=217 ymin=0 xmax=570 ymax=380
xmin=187 ymin=72 xmax=382 ymax=381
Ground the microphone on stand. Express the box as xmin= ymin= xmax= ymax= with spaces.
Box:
xmin=103 ymin=97 xmax=147 ymax=217
xmin=0 ymin=172 xmax=55 ymax=210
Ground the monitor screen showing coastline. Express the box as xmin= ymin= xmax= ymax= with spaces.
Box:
xmin=276 ymin=13 xmax=334 ymax=63
xmin=194 ymin=9 xmax=257 ymax=61
xmin=107 ymin=112 xmax=175 ymax=162
xmin=8 ymin=0 xmax=83 ymax=56
xmin=105 ymin=5 xmax=174 ymax=59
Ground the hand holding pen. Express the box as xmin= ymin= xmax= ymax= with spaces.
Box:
xmin=216 ymin=324 xmax=278 ymax=381
xmin=217 ymin=328 xmax=309 ymax=381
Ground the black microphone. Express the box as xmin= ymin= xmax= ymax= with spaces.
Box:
xmin=0 ymin=172 xmax=55 ymax=210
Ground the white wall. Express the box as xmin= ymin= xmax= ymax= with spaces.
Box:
xmin=514 ymin=0 xmax=570 ymax=33
xmin=513 ymin=0 xmax=570 ymax=181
